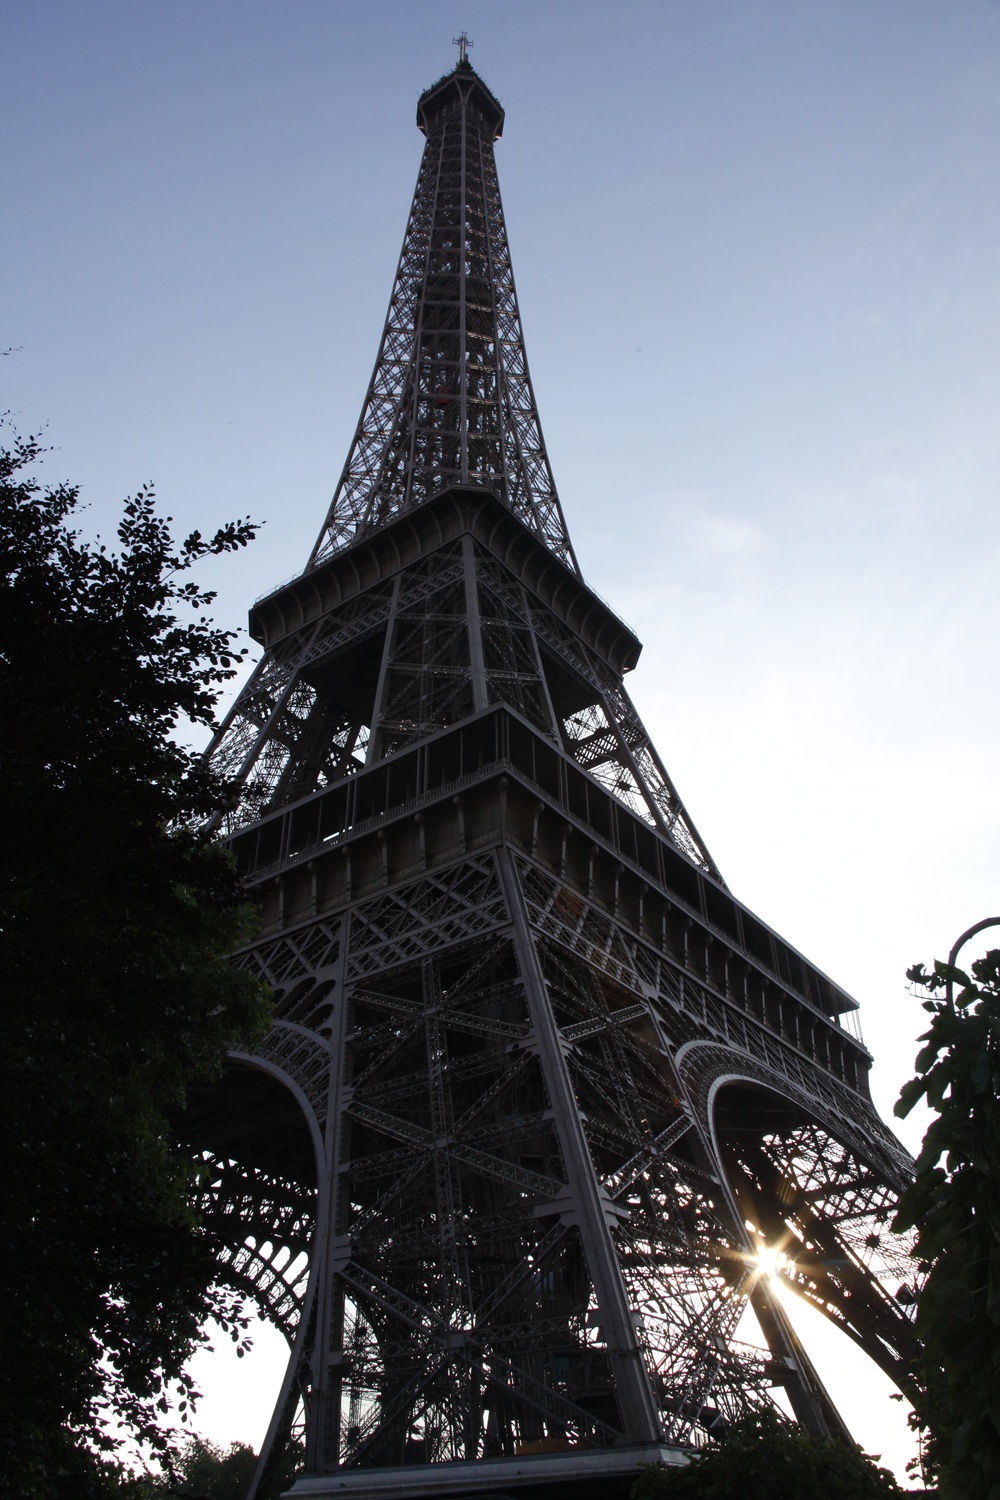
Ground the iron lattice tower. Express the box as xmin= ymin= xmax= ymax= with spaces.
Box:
xmin=189 ymin=59 xmax=918 ymax=1500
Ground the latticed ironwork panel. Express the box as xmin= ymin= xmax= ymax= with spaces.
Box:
xmin=204 ymin=529 xmax=721 ymax=876
xmin=192 ymin=841 xmax=917 ymax=1493
xmin=475 ymin=551 xmax=556 ymax=735
xmin=719 ymin=1110 xmax=920 ymax=1383
xmin=194 ymin=1153 xmax=313 ymax=1342
xmin=376 ymin=577 xmax=474 ymax=757
xmin=225 ymin=858 xmax=794 ymax=1472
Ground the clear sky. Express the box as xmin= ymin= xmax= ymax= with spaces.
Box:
xmin=4 ymin=0 xmax=999 ymax=1484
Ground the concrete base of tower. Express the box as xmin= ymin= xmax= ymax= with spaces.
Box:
xmin=286 ymin=1444 xmax=689 ymax=1500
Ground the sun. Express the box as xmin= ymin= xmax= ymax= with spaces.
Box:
xmin=755 ymin=1245 xmax=791 ymax=1281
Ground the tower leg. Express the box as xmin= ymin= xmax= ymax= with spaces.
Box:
xmin=501 ymin=847 xmax=663 ymax=1445
xmin=749 ymin=1280 xmax=854 ymax=1442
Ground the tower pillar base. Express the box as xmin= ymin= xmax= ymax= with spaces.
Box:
xmin=288 ymin=1443 xmax=689 ymax=1500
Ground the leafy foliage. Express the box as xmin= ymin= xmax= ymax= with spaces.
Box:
xmin=894 ymin=940 xmax=1000 ymax=1498
xmin=135 ymin=1436 xmax=302 ymax=1499
xmin=162 ymin=1439 xmax=259 ymax=1500
xmin=0 ymin=428 xmax=271 ymax=1496
xmin=630 ymin=1405 xmax=903 ymax=1498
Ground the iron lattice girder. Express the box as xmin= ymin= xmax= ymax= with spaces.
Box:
xmin=306 ymin=62 xmax=577 ymax=571
xmin=207 ymin=488 xmax=720 ymax=879
xmin=186 ymin=56 xmax=918 ymax=1500
xmin=194 ymin=1153 xmax=313 ymax=1341
xmin=230 ymin=770 xmax=876 ymax=1125
xmin=200 ymin=827 xmax=915 ymax=1484
xmin=720 ymin=1120 xmax=919 ymax=1381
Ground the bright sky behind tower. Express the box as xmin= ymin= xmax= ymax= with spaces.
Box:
xmin=3 ymin=0 xmax=999 ymax=1485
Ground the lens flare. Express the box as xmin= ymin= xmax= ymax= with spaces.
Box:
xmin=755 ymin=1245 xmax=791 ymax=1280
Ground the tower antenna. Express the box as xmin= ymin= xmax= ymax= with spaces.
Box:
xmin=452 ymin=31 xmax=472 ymax=64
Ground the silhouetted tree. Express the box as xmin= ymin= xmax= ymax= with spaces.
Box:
xmin=146 ymin=1436 xmax=301 ymax=1500
xmin=630 ymin=1405 xmax=902 ymax=1498
xmin=0 ymin=428 xmax=270 ymax=1497
xmin=894 ymin=924 xmax=1000 ymax=1498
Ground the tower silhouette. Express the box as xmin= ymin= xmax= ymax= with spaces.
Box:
xmin=189 ymin=57 xmax=917 ymax=1499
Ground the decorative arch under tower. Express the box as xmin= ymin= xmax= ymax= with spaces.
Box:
xmin=190 ymin=56 xmax=918 ymax=1500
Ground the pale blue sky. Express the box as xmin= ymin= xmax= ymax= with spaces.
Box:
xmin=4 ymin=0 xmax=999 ymax=1481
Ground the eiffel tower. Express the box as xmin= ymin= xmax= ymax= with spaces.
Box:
xmin=187 ymin=52 xmax=918 ymax=1500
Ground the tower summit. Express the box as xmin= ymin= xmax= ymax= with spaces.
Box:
xmin=189 ymin=58 xmax=917 ymax=1500
xmin=307 ymin=50 xmax=576 ymax=576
